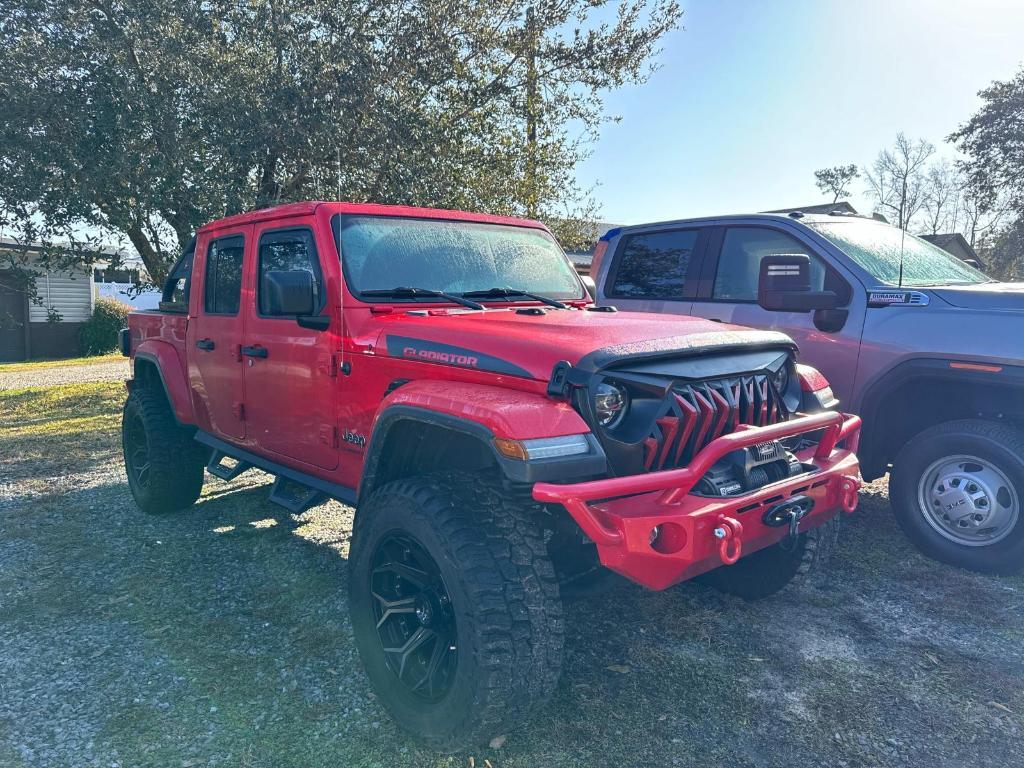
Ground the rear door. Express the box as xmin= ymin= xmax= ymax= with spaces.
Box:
xmin=241 ymin=218 xmax=339 ymax=470
xmin=599 ymin=226 xmax=708 ymax=315
xmin=187 ymin=227 xmax=250 ymax=440
xmin=688 ymin=224 xmax=865 ymax=405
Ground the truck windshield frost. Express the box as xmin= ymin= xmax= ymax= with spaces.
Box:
xmin=810 ymin=219 xmax=990 ymax=287
xmin=333 ymin=215 xmax=585 ymax=301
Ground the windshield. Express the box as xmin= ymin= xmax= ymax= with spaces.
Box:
xmin=809 ymin=220 xmax=990 ymax=287
xmin=333 ymin=215 xmax=585 ymax=301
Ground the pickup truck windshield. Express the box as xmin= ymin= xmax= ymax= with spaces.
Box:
xmin=809 ymin=220 xmax=990 ymax=287
xmin=333 ymin=215 xmax=585 ymax=301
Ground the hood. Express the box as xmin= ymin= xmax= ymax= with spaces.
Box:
xmin=931 ymin=282 xmax=1024 ymax=310
xmin=375 ymin=308 xmax=796 ymax=381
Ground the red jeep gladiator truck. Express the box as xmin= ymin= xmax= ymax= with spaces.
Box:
xmin=120 ymin=201 xmax=861 ymax=749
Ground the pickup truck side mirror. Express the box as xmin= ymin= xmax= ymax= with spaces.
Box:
xmin=580 ymin=275 xmax=597 ymax=300
xmin=263 ymin=270 xmax=316 ymax=317
xmin=757 ymin=254 xmax=839 ymax=312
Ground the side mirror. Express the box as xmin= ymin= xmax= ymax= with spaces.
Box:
xmin=580 ymin=275 xmax=597 ymax=299
xmin=263 ymin=270 xmax=316 ymax=316
xmin=757 ymin=254 xmax=838 ymax=312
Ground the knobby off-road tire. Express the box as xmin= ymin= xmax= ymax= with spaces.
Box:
xmin=122 ymin=387 xmax=206 ymax=514
xmin=890 ymin=419 xmax=1024 ymax=575
xmin=700 ymin=515 xmax=840 ymax=600
xmin=348 ymin=473 xmax=564 ymax=752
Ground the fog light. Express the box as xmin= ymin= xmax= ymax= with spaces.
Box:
xmin=649 ymin=522 xmax=687 ymax=554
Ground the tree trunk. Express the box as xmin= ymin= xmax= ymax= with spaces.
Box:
xmin=524 ymin=6 xmax=538 ymax=219
xmin=124 ymin=224 xmax=169 ymax=285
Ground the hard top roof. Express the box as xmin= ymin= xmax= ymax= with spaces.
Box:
xmin=199 ymin=201 xmax=548 ymax=233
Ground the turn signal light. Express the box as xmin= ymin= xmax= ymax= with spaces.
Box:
xmin=493 ymin=435 xmax=591 ymax=461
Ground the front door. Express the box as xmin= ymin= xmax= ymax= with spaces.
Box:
xmin=241 ymin=219 xmax=338 ymax=470
xmin=0 ymin=271 xmax=28 ymax=362
xmin=688 ymin=225 xmax=865 ymax=406
xmin=187 ymin=228 xmax=250 ymax=440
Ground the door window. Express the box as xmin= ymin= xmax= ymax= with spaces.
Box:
xmin=160 ymin=248 xmax=194 ymax=312
xmin=609 ymin=229 xmax=699 ymax=299
xmin=203 ymin=235 xmax=245 ymax=315
xmin=257 ymin=228 xmax=323 ymax=316
xmin=713 ymin=228 xmax=825 ymax=301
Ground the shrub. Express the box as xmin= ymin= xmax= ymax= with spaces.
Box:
xmin=80 ymin=297 xmax=131 ymax=356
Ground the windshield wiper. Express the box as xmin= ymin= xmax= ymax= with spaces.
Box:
xmin=360 ymin=287 xmax=484 ymax=310
xmin=461 ymin=287 xmax=568 ymax=309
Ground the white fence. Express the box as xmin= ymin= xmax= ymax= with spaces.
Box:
xmin=95 ymin=282 xmax=161 ymax=310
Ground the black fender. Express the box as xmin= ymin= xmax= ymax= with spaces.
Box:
xmin=857 ymin=357 xmax=1024 ymax=479
xmin=358 ymin=405 xmax=606 ymax=504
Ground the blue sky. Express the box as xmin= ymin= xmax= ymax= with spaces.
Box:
xmin=578 ymin=0 xmax=1024 ymax=224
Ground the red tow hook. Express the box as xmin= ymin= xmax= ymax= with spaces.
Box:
xmin=713 ymin=515 xmax=743 ymax=565
xmin=840 ymin=477 xmax=860 ymax=514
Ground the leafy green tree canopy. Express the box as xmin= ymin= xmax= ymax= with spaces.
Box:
xmin=813 ymin=164 xmax=859 ymax=205
xmin=951 ymin=66 xmax=1024 ymax=217
xmin=0 ymin=0 xmax=680 ymax=282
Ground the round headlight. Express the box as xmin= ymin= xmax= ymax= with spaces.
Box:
xmin=772 ymin=363 xmax=791 ymax=394
xmin=595 ymin=382 xmax=629 ymax=427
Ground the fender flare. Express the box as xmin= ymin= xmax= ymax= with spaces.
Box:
xmin=857 ymin=356 xmax=1024 ymax=478
xmin=359 ymin=380 xmax=605 ymax=501
xmin=133 ymin=340 xmax=195 ymax=425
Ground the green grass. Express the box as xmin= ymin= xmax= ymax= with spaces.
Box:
xmin=0 ymin=352 xmax=123 ymax=372
xmin=0 ymin=380 xmax=124 ymax=429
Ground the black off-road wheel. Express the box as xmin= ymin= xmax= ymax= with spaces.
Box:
xmin=122 ymin=387 xmax=206 ymax=514
xmin=699 ymin=516 xmax=840 ymax=600
xmin=348 ymin=473 xmax=564 ymax=752
xmin=890 ymin=419 xmax=1024 ymax=575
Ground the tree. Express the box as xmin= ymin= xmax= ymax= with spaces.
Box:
xmin=950 ymin=67 xmax=1024 ymax=264
xmin=951 ymin=67 xmax=1024 ymax=218
xmin=921 ymin=160 xmax=963 ymax=236
xmin=864 ymin=133 xmax=935 ymax=230
xmin=813 ymin=164 xmax=859 ymax=204
xmin=0 ymin=0 xmax=681 ymax=283
xmin=977 ymin=218 xmax=1024 ymax=280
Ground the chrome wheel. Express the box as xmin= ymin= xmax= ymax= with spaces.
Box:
xmin=917 ymin=454 xmax=1019 ymax=546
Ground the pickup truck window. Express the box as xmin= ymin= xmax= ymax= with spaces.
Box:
xmin=160 ymin=248 xmax=194 ymax=312
xmin=203 ymin=235 xmax=245 ymax=315
xmin=810 ymin=219 xmax=990 ymax=287
xmin=609 ymin=229 xmax=698 ymax=299
xmin=333 ymin=215 xmax=584 ymax=301
xmin=713 ymin=227 xmax=824 ymax=301
xmin=257 ymin=228 xmax=322 ymax=315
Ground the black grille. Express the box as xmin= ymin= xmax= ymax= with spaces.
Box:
xmin=642 ymin=374 xmax=788 ymax=471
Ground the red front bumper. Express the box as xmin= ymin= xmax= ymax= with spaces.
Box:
xmin=533 ymin=411 xmax=862 ymax=590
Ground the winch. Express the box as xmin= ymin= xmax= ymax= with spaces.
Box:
xmin=694 ymin=440 xmax=804 ymax=497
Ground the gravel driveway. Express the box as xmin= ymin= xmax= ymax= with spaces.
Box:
xmin=0 ymin=359 xmax=129 ymax=391
xmin=2 ymin=380 xmax=1022 ymax=768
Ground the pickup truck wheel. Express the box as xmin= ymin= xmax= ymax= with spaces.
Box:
xmin=890 ymin=419 xmax=1024 ymax=574
xmin=698 ymin=516 xmax=839 ymax=600
xmin=122 ymin=387 xmax=205 ymax=514
xmin=348 ymin=474 xmax=564 ymax=751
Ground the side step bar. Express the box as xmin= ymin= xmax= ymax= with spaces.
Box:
xmin=206 ymin=450 xmax=252 ymax=481
xmin=195 ymin=431 xmax=358 ymax=512
xmin=268 ymin=476 xmax=327 ymax=514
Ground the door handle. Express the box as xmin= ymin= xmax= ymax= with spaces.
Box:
xmin=195 ymin=338 xmax=215 ymax=350
xmin=240 ymin=345 xmax=268 ymax=358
